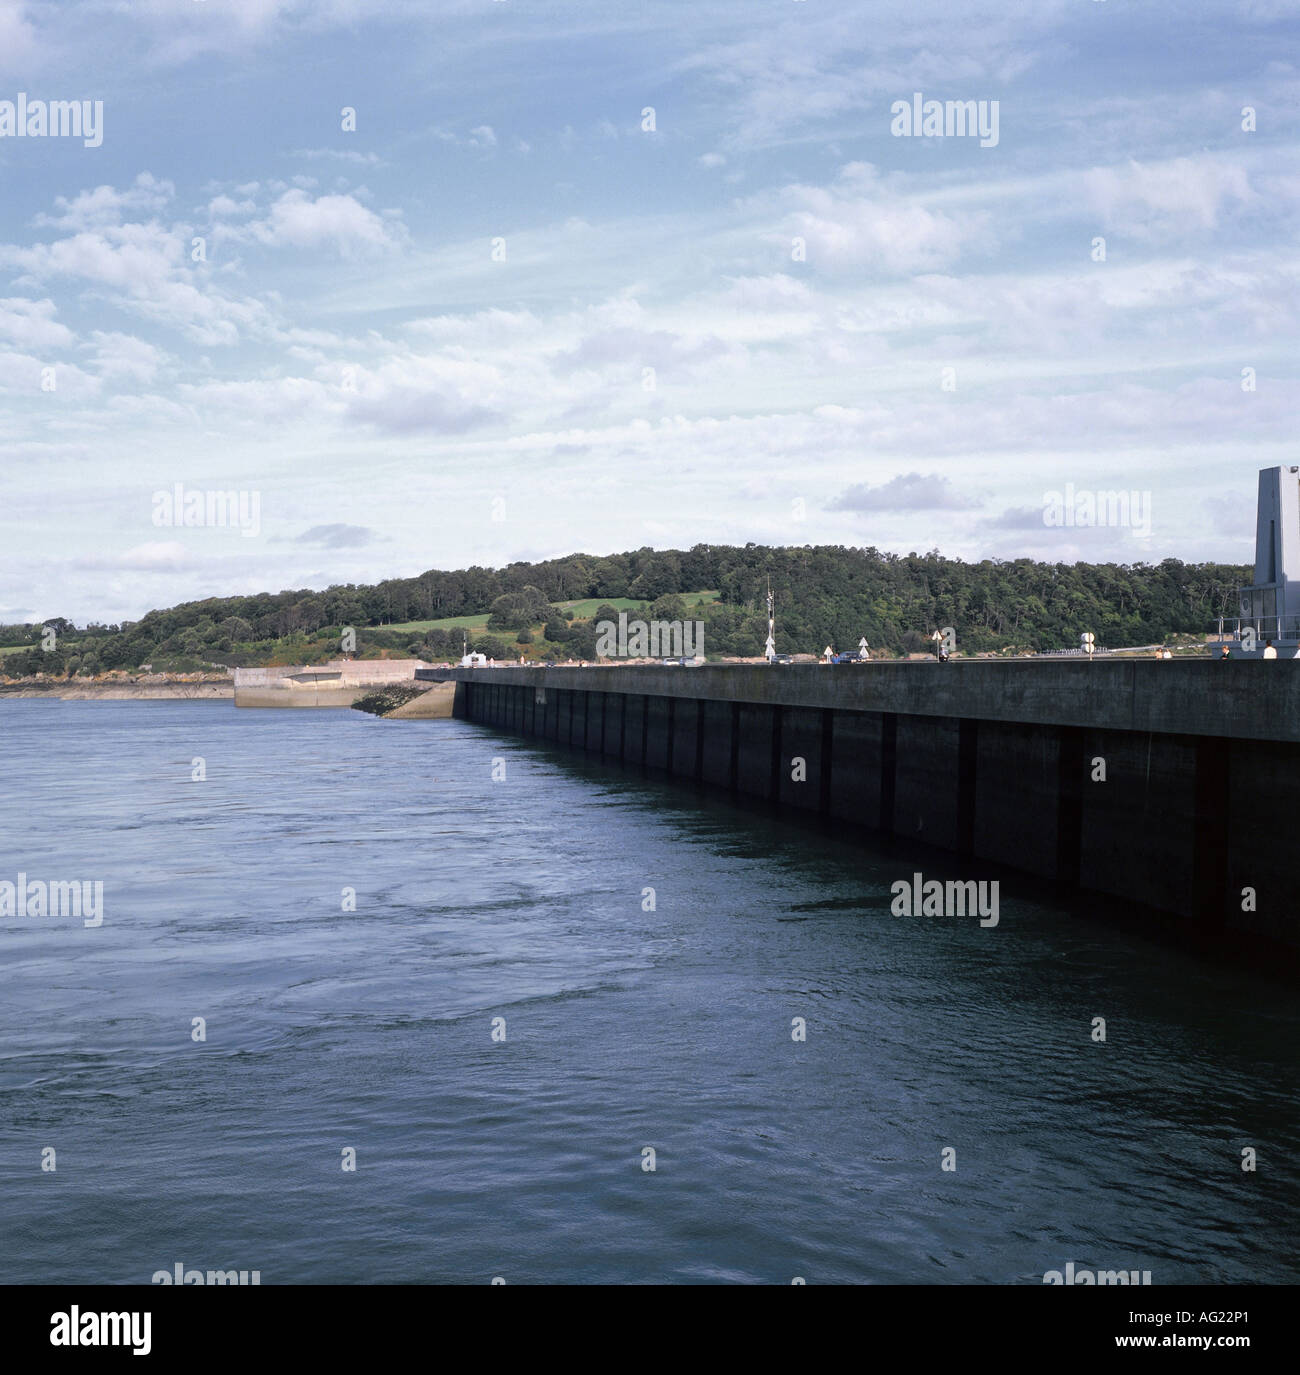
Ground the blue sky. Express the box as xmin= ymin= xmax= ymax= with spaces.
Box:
xmin=1 ymin=0 xmax=1297 ymax=623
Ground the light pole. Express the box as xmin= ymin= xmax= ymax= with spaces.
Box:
xmin=764 ymin=581 xmax=776 ymax=662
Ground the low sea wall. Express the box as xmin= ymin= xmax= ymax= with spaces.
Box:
xmin=234 ymin=659 xmax=431 ymax=708
xmin=0 ymin=679 xmax=232 ymax=700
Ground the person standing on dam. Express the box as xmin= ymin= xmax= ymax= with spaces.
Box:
xmin=1264 ymin=640 xmax=1278 ymax=659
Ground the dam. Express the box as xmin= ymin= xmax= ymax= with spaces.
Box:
xmin=234 ymin=658 xmax=436 ymax=708
xmin=416 ymin=660 xmax=1300 ymax=965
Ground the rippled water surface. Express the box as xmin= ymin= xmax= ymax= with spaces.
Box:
xmin=1 ymin=699 xmax=1296 ymax=1284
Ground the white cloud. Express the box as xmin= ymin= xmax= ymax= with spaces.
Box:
xmin=244 ymin=190 xmax=403 ymax=254
xmin=335 ymin=354 xmax=503 ymax=434
xmin=774 ymin=163 xmax=992 ymax=275
xmin=2 ymin=218 xmax=277 ymax=345
xmin=74 ymin=541 xmax=188 ymax=572
xmin=291 ymin=148 xmax=385 ymax=166
xmin=90 ymin=331 xmax=164 ymax=386
xmin=1085 ymin=156 xmax=1255 ymax=238
xmin=178 ymin=375 xmax=331 ymax=424
xmin=34 ymin=174 xmax=175 ymax=232
xmin=0 ymin=297 xmax=73 ymax=351
xmin=679 ymin=0 xmax=1066 ymax=149
xmin=208 ymin=195 xmax=257 ymax=217
xmin=829 ymin=472 xmax=980 ymax=512
xmin=0 ymin=344 xmax=103 ymax=396
xmin=0 ymin=0 xmax=36 ymax=76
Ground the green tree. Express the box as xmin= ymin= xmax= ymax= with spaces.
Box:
xmin=567 ymin=625 xmax=598 ymax=660
xmin=488 ymin=585 xmax=551 ymax=630
xmin=651 ymin=593 xmax=688 ymax=621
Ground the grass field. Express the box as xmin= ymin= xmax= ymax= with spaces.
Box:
xmin=380 ymin=613 xmax=491 ymax=635
xmin=556 ymin=591 xmax=719 ymax=616
xmin=553 ymin=596 xmax=642 ymax=617
xmin=384 ymin=590 xmax=720 ymax=636
xmin=0 ymin=645 xmax=28 ymax=656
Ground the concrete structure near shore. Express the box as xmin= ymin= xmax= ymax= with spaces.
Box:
xmin=417 ymin=660 xmax=1300 ymax=962
xmin=384 ymin=682 xmax=456 ymax=718
xmin=1213 ymin=464 xmax=1300 ymax=656
xmin=235 ymin=659 xmax=431 ymax=708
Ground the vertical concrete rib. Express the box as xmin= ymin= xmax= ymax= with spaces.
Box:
xmin=1055 ymin=725 xmax=1084 ymax=886
xmin=818 ymin=708 xmax=834 ymax=816
xmin=769 ymin=704 xmax=784 ymax=802
xmin=879 ymin=712 xmax=897 ymax=833
xmin=1193 ymin=735 xmax=1230 ymax=938
xmin=728 ymin=702 xmax=741 ymax=791
xmin=958 ymin=719 xmax=978 ymax=856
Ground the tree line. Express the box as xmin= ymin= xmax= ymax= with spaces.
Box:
xmin=0 ymin=544 xmax=1248 ymax=676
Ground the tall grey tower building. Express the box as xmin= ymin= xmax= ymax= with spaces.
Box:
xmin=1239 ymin=466 xmax=1300 ymax=640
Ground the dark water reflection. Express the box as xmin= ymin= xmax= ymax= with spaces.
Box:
xmin=0 ymin=700 xmax=1295 ymax=1284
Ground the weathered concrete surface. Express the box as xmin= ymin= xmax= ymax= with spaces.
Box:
xmin=895 ymin=715 xmax=965 ymax=852
xmin=417 ymin=660 xmax=1300 ymax=742
xmin=384 ymin=682 xmax=455 ymax=718
xmin=827 ymin=710 xmax=885 ymax=832
xmin=237 ymin=659 xmax=430 ymax=708
xmin=971 ymin=720 xmax=1060 ymax=879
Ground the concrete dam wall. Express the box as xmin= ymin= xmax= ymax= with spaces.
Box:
xmin=417 ymin=661 xmax=1300 ymax=963
xmin=234 ymin=659 xmax=432 ymax=708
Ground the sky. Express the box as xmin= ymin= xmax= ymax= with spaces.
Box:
xmin=1 ymin=0 xmax=1297 ymax=624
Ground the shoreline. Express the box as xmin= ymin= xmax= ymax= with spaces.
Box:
xmin=0 ymin=679 xmax=233 ymax=701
